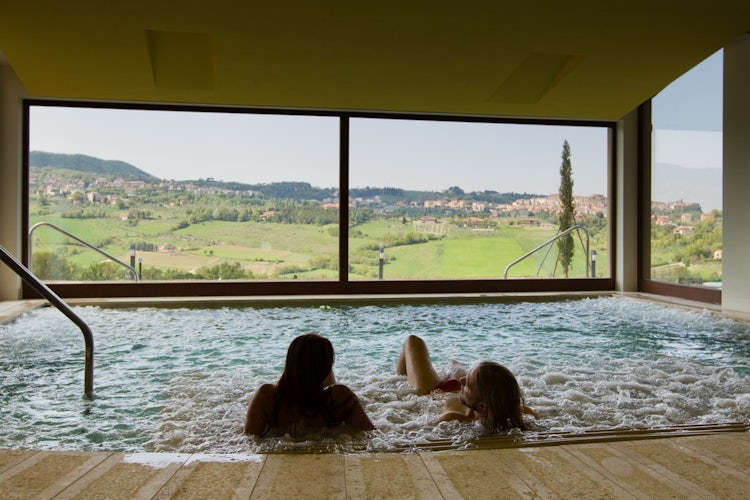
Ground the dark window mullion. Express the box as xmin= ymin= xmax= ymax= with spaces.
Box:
xmin=339 ymin=116 xmax=350 ymax=284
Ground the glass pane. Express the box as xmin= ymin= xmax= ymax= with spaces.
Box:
xmin=349 ymin=118 xmax=610 ymax=280
xmin=651 ymin=51 xmax=723 ymax=288
xmin=28 ymin=107 xmax=339 ymax=282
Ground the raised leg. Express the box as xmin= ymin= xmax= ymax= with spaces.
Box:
xmin=396 ymin=335 xmax=440 ymax=395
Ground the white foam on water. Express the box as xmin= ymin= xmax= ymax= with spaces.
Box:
xmin=185 ymin=454 xmax=264 ymax=465
xmin=1 ymin=297 xmax=749 ymax=453
xmin=122 ymin=453 xmax=191 ymax=468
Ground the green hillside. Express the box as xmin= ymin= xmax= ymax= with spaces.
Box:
xmin=30 ymin=151 xmax=157 ymax=180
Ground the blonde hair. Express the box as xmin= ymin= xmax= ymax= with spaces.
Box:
xmin=474 ymin=361 xmax=526 ymax=432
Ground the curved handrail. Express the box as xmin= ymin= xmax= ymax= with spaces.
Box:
xmin=29 ymin=221 xmax=138 ymax=281
xmin=504 ymin=224 xmax=591 ymax=278
xmin=0 ymin=244 xmax=94 ymax=398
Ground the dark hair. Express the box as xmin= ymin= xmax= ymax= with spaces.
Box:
xmin=271 ymin=333 xmax=335 ymax=426
xmin=474 ymin=361 xmax=526 ymax=432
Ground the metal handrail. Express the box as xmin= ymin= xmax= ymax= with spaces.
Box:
xmin=504 ymin=224 xmax=591 ymax=278
xmin=29 ymin=221 xmax=138 ymax=281
xmin=0 ymin=244 xmax=94 ymax=398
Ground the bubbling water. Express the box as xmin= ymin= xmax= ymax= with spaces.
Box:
xmin=1 ymin=297 xmax=748 ymax=453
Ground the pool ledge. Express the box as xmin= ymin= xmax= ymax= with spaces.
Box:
xmin=2 ymin=429 xmax=749 ymax=498
xmin=0 ymin=299 xmax=44 ymax=325
xmin=4 ymin=291 xmax=748 ymax=324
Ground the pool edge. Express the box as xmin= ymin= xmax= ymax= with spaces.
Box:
xmin=2 ymin=430 xmax=750 ymax=498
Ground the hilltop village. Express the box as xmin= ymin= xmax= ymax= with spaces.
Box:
xmin=30 ymin=167 xmax=614 ymax=225
xmin=31 ymin=167 xmax=715 ymax=235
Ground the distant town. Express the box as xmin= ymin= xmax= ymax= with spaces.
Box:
xmin=32 ymin=166 xmax=716 ymax=230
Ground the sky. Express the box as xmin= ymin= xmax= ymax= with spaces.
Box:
xmin=29 ymin=107 xmax=609 ymax=196
xmin=29 ymin=51 xmax=722 ymax=204
xmin=652 ymin=48 xmax=723 ymax=171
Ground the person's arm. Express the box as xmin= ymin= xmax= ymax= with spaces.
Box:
xmin=243 ymin=383 xmax=275 ymax=436
xmin=438 ymin=410 xmax=475 ymax=422
xmin=331 ymin=384 xmax=375 ymax=431
xmin=522 ymin=404 xmax=540 ymax=419
xmin=438 ymin=394 xmax=475 ymax=423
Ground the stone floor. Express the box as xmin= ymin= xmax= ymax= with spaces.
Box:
xmin=2 ymin=430 xmax=749 ymax=499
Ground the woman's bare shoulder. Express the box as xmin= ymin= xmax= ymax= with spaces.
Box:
xmin=329 ymin=383 xmax=357 ymax=398
xmin=245 ymin=383 xmax=278 ymax=436
xmin=252 ymin=383 xmax=277 ymax=401
xmin=328 ymin=384 xmax=361 ymax=408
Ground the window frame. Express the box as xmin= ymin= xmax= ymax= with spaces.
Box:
xmin=637 ymin=101 xmax=721 ymax=305
xmin=21 ymin=99 xmax=617 ymax=299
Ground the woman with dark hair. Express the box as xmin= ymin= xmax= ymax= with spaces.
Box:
xmin=397 ymin=335 xmax=536 ymax=432
xmin=244 ymin=333 xmax=374 ymax=437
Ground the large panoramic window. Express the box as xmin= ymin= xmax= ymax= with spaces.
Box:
xmin=650 ymin=51 xmax=723 ymax=290
xmin=349 ymin=118 xmax=610 ymax=280
xmin=25 ymin=103 xmax=614 ymax=295
xmin=27 ymin=106 xmax=339 ymax=282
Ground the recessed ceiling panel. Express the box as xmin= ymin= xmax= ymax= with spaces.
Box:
xmin=146 ymin=30 xmax=215 ymax=90
xmin=489 ymin=53 xmax=582 ymax=104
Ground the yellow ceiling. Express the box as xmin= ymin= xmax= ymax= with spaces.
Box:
xmin=1 ymin=1 xmax=749 ymax=120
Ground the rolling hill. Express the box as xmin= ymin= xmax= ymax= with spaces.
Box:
xmin=30 ymin=151 xmax=157 ymax=181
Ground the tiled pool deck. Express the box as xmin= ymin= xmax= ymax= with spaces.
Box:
xmin=2 ymin=429 xmax=749 ymax=499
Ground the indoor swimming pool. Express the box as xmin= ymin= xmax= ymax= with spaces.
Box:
xmin=1 ymin=296 xmax=748 ymax=453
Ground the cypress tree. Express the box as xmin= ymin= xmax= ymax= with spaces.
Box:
xmin=557 ymin=140 xmax=576 ymax=277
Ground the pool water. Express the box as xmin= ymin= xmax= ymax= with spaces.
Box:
xmin=1 ymin=297 xmax=749 ymax=453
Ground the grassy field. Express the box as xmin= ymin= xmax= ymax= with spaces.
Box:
xmin=29 ymin=210 xmax=607 ymax=280
xmin=650 ymin=261 xmax=722 ymax=284
xmin=350 ymin=221 xmax=603 ymax=279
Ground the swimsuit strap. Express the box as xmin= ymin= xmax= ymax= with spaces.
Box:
xmin=324 ymin=385 xmax=334 ymax=425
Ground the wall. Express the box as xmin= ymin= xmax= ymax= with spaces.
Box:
xmin=722 ymin=34 xmax=750 ymax=316
xmin=615 ymin=109 xmax=639 ymax=292
xmin=0 ymin=53 xmax=26 ymax=300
